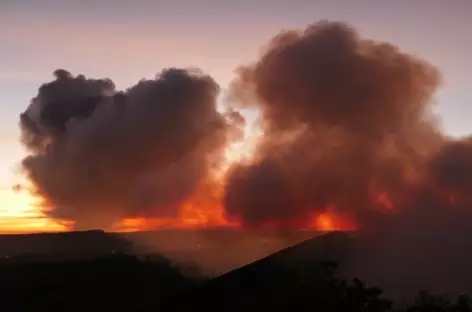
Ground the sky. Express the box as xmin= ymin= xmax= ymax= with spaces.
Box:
xmin=0 ymin=0 xmax=470 ymax=233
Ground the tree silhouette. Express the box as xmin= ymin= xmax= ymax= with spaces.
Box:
xmin=402 ymin=291 xmax=472 ymax=312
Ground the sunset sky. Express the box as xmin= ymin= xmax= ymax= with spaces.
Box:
xmin=0 ymin=0 xmax=471 ymax=233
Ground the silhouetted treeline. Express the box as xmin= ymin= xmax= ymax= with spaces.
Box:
xmin=0 ymin=255 xmax=471 ymax=312
xmin=314 ymin=263 xmax=472 ymax=312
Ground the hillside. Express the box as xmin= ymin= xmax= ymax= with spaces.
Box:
xmin=158 ymin=231 xmax=353 ymax=311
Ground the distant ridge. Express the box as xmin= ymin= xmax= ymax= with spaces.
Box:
xmin=0 ymin=229 xmax=105 ymax=237
xmin=0 ymin=229 xmax=133 ymax=261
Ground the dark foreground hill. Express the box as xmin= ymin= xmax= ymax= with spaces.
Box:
xmin=0 ymin=254 xmax=199 ymax=312
xmin=158 ymin=231 xmax=356 ymax=311
xmin=0 ymin=230 xmax=200 ymax=311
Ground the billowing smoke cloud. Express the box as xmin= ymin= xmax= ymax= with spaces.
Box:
xmin=20 ymin=68 xmax=243 ymax=230
xmin=223 ymin=20 xmax=448 ymax=229
xmin=17 ymin=20 xmax=472 ymax=240
xmin=220 ymin=20 xmax=472 ymax=297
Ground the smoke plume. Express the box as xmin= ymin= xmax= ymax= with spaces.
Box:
xmin=221 ymin=20 xmax=472 ymax=297
xmin=20 ymin=68 xmax=243 ymax=230
xmin=18 ymin=20 xmax=472 ymax=238
xmin=224 ymin=20 xmax=452 ymax=230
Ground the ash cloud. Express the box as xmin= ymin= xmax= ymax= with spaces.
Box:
xmin=223 ymin=20 xmax=445 ymax=229
xmin=20 ymin=68 xmax=243 ymax=230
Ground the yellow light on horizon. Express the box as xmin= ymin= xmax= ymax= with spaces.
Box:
xmin=0 ymin=188 xmax=67 ymax=234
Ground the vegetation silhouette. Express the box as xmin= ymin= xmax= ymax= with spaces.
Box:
xmin=403 ymin=291 xmax=472 ymax=312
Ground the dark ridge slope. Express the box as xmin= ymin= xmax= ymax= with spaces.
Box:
xmin=159 ymin=231 xmax=353 ymax=311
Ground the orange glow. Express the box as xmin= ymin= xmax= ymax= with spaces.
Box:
xmin=113 ymin=129 xmax=260 ymax=233
xmin=3 ymin=120 xmax=368 ymax=234
xmin=114 ymin=184 xmax=240 ymax=232
xmin=310 ymin=209 xmax=358 ymax=232
xmin=314 ymin=213 xmax=337 ymax=231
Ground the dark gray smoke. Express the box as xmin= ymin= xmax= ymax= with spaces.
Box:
xmin=20 ymin=68 xmax=243 ymax=230
xmin=224 ymin=20 xmax=444 ymax=229
xmin=222 ymin=20 xmax=472 ymax=298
